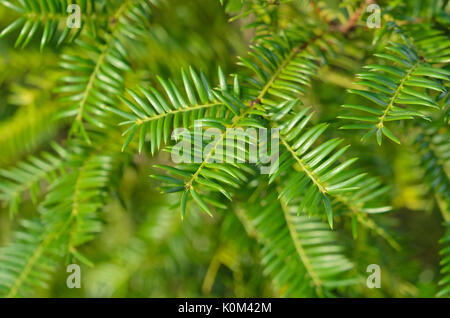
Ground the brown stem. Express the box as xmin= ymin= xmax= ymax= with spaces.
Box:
xmin=340 ymin=0 xmax=376 ymax=35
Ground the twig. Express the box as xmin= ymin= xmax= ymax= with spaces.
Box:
xmin=340 ymin=0 xmax=376 ymax=35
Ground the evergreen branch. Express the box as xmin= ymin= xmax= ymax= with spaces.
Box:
xmin=59 ymin=0 xmax=154 ymax=142
xmin=376 ymin=61 xmax=420 ymax=130
xmin=0 ymin=146 xmax=120 ymax=297
xmin=0 ymin=142 xmax=69 ymax=216
xmin=114 ymin=67 xmax=231 ymax=154
xmin=235 ymin=191 xmax=356 ymax=297
xmin=73 ymin=0 xmax=140 ymax=124
xmin=4 ymin=219 xmax=68 ymax=298
xmin=415 ymin=124 xmax=450 ymax=221
xmin=184 ymin=104 xmax=259 ymax=191
xmin=438 ymin=222 xmax=450 ymax=297
xmin=340 ymin=41 xmax=449 ymax=145
xmin=177 ymin=31 xmax=324 ymax=215
xmin=333 ymin=194 xmax=400 ymax=251
xmin=279 ymin=134 xmax=327 ymax=194
xmin=0 ymin=0 xmax=103 ymax=49
xmin=279 ymin=194 xmax=322 ymax=288
xmin=339 ymin=0 xmax=375 ymax=35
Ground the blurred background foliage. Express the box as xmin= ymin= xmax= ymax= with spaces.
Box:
xmin=0 ymin=0 xmax=448 ymax=297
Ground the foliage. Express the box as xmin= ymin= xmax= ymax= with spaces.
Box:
xmin=0 ymin=0 xmax=448 ymax=298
